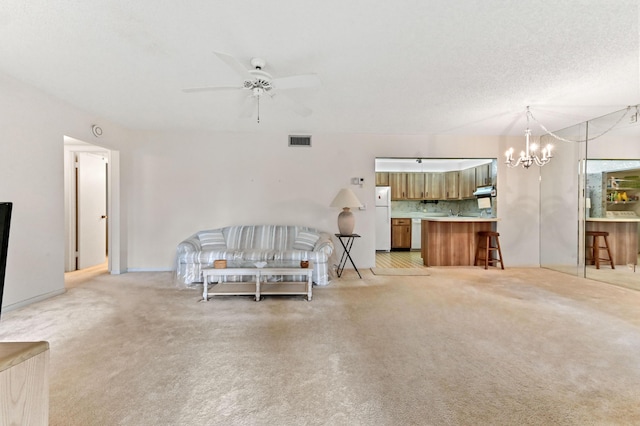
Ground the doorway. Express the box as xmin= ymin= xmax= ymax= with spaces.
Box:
xmin=63 ymin=137 xmax=118 ymax=281
xmin=374 ymin=157 xmax=497 ymax=269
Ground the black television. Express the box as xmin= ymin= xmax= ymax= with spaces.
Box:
xmin=0 ymin=202 xmax=12 ymax=319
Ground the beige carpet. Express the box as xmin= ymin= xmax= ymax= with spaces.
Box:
xmin=1 ymin=267 xmax=640 ymax=425
xmin=370 ymin=267 xmax=430 ymax=276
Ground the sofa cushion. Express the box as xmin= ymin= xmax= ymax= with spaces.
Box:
xmin=292 ymin=230 xmax=320 ymax=251
xmin=199 ymin=230 xmax=227 ymax=249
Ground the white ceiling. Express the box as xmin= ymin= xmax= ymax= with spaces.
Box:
xmin=1 ymin=1 xmax=638 ymax=136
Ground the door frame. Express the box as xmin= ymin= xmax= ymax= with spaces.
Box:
xmin=64 ymin=138 xmax=122 ymax=274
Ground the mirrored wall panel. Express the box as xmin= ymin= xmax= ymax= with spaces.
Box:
xmin=541 ymin=105 xmax=640 ymax=292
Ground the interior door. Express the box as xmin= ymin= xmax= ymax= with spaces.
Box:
xmin=77 ymin=152 xmax=107 ymax=269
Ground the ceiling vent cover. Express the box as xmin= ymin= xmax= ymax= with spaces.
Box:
xmin=289 ymin=135 xmax=311 ymax=147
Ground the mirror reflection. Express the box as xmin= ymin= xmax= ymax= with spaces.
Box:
xmin=584 ymin=160 xmax=640 ymax=290
xmin=541 ymin=105 xmax=640 ymax=291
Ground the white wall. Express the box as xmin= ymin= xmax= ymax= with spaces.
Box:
xmin=0 ymin=72 xmax=130 ymax=311
xmin=0 ymin=71 xmax=542 ymax=312
xmin=124 ymin=131 xmax=541 ymax=271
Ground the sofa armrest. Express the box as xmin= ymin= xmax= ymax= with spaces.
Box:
xmin=176 ymin=233 xmax=202 ymax=255
xmin=314 ymin=232 xmax=334 ymax=256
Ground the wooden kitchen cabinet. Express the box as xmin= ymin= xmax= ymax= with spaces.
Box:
xmin=389 ymin=173 xmax=407 ymax=200
xmin=459 ymin=167 xmax=476 ymax=199
xmin=475 ymin=164 xmax=492 ymax=186
xmin=376 ymin=172 xmax=389 ymax=186
xmin=406 ymin=173 xmax=426 ymax=199
xmin=426 ymin=172 xmax=445 ymax=200
xmin=445 ymin=171 xmax=459 ymax=199
xmin=391 ymin=218 xmax=411 ymax=249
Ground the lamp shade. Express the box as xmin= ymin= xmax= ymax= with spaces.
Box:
xmin=330 ymin=188 xmax=363 ymax=208
xmin=330 ymin=188 xmax=362 ymax=235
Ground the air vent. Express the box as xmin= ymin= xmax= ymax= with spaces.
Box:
xmin=288 ymin=135 xmax=311 ymax=147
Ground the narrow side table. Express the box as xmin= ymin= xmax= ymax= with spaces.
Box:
xmin=335 ymin=234 xmax=362 ymax=278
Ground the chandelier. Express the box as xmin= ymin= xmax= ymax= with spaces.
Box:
xmin=505 ymin=107 xmax=553 ymax=169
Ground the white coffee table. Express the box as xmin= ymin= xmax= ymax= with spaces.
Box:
xmin=201 ymin=262 xmax=313 ymax=302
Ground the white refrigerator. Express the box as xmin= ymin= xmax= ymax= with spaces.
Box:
xmin=375 ymin=186 xmax=391 ymax=251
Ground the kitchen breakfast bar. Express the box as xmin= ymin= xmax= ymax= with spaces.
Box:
xmin=586 ymin=217 xmax=640 ymax=266
xmin=421 ymin=217 xmax=500 ymax=266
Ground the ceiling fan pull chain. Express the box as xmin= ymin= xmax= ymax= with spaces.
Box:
xmin=257 ymin=96 xmax=260 ymax=124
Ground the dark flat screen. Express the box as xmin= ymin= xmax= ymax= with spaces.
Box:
xmin=0 ymin=202 xmax=13 ymax=319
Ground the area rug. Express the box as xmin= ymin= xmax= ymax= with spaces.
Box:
xmin=370 ymin=267 xmax=430 ymax=276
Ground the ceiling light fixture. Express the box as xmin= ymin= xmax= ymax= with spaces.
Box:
xmin=505 ymin=107 xmax=552 ymax=169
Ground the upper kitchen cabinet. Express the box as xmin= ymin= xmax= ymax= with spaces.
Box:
xmin=374 ymin=158 xmax=497 ymax=201
xmin=475 ymin=163 xmax=493 ymax=186
xmin=376 ymin=172 xmax=389 ymax=186
xmin=445 ymin=171 xmax=459 ymax=199
xmin=406 ymin=173 xmax=426 ymax=199
xmin=426 ymin=172 xmax=445 ymax=200
xmin=389 ymin=173 xmax=407 ymax=200
xmin=459 ymin=168 xmax=476 ymax=199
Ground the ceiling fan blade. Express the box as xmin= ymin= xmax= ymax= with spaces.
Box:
xmin=274 ymin=92 xmax=312 ymax=117
xmin=213 ymin=51 xmax=253 ymax=81
xmin=272 ymin=74 xmax=321 ymax=90
xmin=182 ymin=85 xmax=242 ymax=93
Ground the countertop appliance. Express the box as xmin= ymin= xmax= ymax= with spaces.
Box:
xmin=411 ymin=218 xmax=421 ymax=250
xmin=375 ymin=187 xmax=391 ymax=251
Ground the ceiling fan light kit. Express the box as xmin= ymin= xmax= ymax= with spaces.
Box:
xmin=183 ymin=51 xmax=320 ymax=123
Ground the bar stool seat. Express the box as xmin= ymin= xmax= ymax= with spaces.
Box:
xmin=474 ymin=231 xmax=504 ymax=270
xmin=585 ymin=231 xmax=615 ymax=269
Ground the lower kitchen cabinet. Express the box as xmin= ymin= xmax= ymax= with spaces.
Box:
xmin=391 ymin=218 xmax=411 ymax=250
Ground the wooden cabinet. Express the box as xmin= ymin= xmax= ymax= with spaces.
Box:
xmin=406 ymin=173 xmax=426 ymax=199
xmin=391 ymin=218 xmax=411 ymax=249
xmin=0 ymin=342 xmax=49 ymax=425
xmin=389 ymin=173 xmax=407 ymax=200
xmin=475 ymin=164 xmax=492 ymax=186
xmin=379 ymin=162 xmax=493 ymax=201
xmin=426 ymin=172 xmax=445 ymax=200
xmin=459 ymin=168 xmax=476 ymax=199
xmin=445 ymin=171 xmax=459 ymax=199
xmin=376 ymin=172 xmax=389 ymax=186
xmin=421 ymin=220 xmax=494 ymax=266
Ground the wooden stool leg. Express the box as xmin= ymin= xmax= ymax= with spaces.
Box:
xmin=494 ymin=235 xmax=504 ymax=270
xmin=603 ymin=235 xmax=615 ymax=270
xmin=593 ymin=235 xmax=600 ymax=269
xmin=484 ymin=235 xmax=490 ymax=270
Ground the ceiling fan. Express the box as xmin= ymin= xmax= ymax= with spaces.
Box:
xmin=182 ymin=51 xmax=321 ymax=122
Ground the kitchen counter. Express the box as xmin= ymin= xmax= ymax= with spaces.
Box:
xmin=421 ymin=218 xmax=498 ymax=266
xmin=587 ymin=217 xmax=640 ymax=223
xmin=392 ymin=213 xmax=498 ymax=222
xmin=422 ymin=217 xmax=499 ymax=222
xmin=585 ymin=219 xmax=639 ymax=265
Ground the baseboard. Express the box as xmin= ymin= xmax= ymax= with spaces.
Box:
xmin=2 ymin=288 xmax=66 ymax=313
xmin=126 ymin=268 xmax=174 ymax=272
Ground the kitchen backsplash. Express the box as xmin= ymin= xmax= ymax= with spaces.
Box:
xmin=391 ymin=199 xmax=494 ymax=216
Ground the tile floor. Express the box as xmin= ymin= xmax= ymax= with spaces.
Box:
xmin=375 ymin=250 xmax=425 ymax=268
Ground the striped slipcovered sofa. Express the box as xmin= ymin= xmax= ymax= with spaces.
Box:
xmin=175 ymin=225 xmax=335 ymax=286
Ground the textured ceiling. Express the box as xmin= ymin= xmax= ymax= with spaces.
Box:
xmin=0 ymin=1 xmax=638 ymax=136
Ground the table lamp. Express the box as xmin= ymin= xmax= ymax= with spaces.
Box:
xmin=330 ymin=188 xmax=363 ymax=235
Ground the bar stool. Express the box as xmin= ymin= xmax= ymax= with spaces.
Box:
xmin=475 ymin=231 xmax=504 ymax=270
xmin=585 ymin=231 xmax=615 ymax=269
